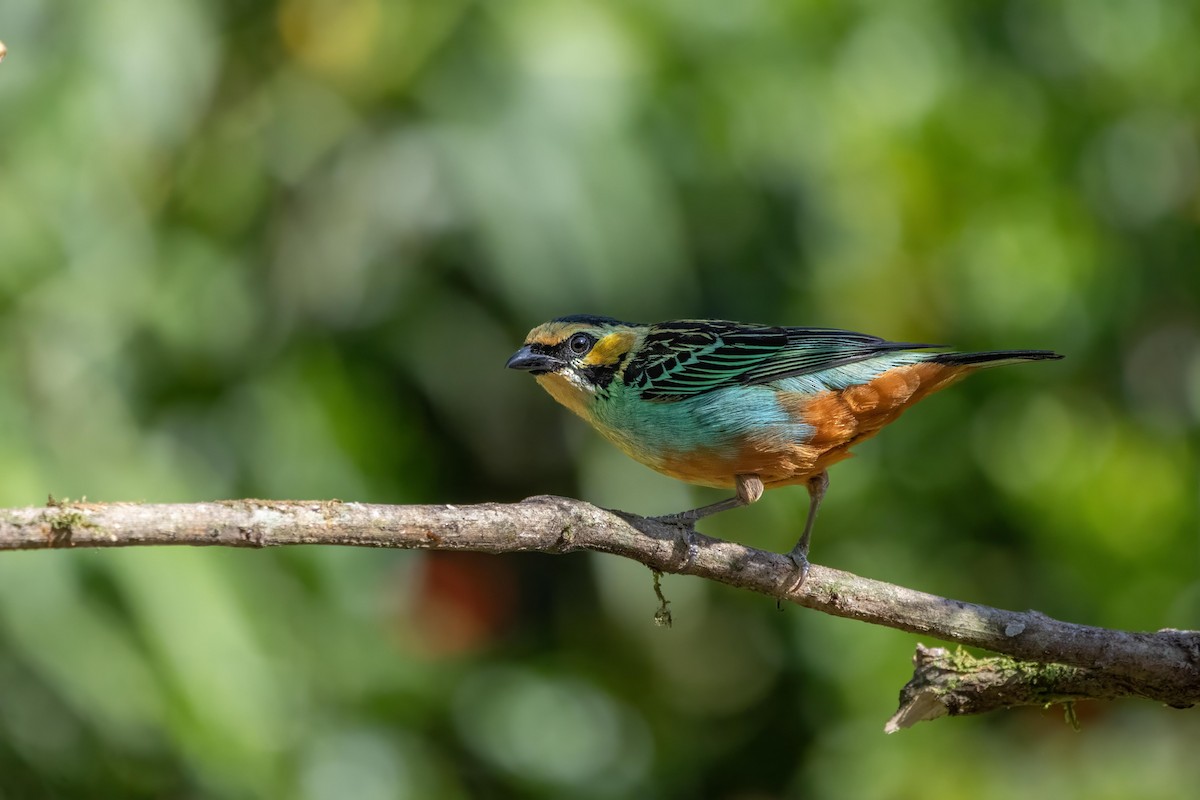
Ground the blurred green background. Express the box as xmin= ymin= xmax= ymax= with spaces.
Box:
xmin=1 ymin=0 xmax=1199 ymax=797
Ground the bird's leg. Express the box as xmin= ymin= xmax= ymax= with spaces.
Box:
xmin=651 ymin=473 xmax=765 ymax=525
xmin=787 ymin=471 xmax=829 ymax=591
xmin=651 ymin=474 xmax=763 ymax=568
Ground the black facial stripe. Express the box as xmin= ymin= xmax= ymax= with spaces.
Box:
xmin=556 ymin=340 xmax=578 ymax=360
xmin=582 ymin=364 xmax=617 ymax=390
xmin=581 ymin=349 xmax=629 ymax=391
xmin=527 ymin=335 xmax=597 ymax=364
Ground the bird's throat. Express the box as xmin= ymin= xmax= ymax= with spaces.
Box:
xmin=535 ymin=372 xmax=597 ymax=422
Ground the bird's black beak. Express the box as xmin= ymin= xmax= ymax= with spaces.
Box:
xmin=506 ymin=345 xmax=562 ymax=375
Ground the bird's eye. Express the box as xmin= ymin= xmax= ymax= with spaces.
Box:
xmin=568 ymin=333 xmax=594 ymax=356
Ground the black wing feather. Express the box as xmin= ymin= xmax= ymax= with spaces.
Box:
xmin=623 ymin=320 xmax=940 ymax=401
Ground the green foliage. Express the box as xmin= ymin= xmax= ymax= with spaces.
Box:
xmin=1 ymin=0 xmax=1199 ymax=797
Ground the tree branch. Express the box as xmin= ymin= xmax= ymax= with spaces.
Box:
xmin=4 ymin=496 xmax=1198 ymax=728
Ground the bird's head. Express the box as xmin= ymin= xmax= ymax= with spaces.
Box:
xmin=506 ymin=315 xmax=643 ymax=415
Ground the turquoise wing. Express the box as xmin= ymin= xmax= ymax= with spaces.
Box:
xmin=623 ymin=320 xmax=939 ymax=402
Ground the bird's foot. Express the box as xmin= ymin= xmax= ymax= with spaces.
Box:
xmin=646 ymin=514 xmax=700 ymax=569
xmin=648 ymin=510 xmax=698 ymax=527
xmin=785 ymin=548 xmax=810 ymax=594
xmin=676 ymin=526 xmax=700 ymax=569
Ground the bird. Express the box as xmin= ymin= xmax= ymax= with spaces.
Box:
xmin=506 ymin=315 xmax=1062 ymax=584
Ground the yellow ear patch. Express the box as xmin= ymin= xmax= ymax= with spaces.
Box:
xmin=583 ymin=332 xmax=636 ymax=366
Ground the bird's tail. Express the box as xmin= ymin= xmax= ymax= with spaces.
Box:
xmin=931 ymin=349 xmax=1063 ymax=369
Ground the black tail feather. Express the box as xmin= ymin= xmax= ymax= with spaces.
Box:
xmin=932 ymin=349 xmax=1063 ymax=368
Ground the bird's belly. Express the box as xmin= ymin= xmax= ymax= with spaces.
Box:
xmin=593 ymin=386 xmax=822 ymax=489
xmin=647 ymin=442 xmax=833 ymax=489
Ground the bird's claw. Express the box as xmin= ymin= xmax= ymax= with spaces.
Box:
xmin=785 ymin=550 xmax=810 ymax=594
xmin=645 ymin=515 xmax=700 ymax=569
xmin=640 ymin=513 xmax=703 ymax=570
xmin=681 ymin=532 xmax=700 ymax=568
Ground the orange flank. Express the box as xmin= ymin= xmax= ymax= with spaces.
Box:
xmin=781 ymin=360 xmax=970 ymax=482
xmin=653 ymin=361 xmax=973 ymax=490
